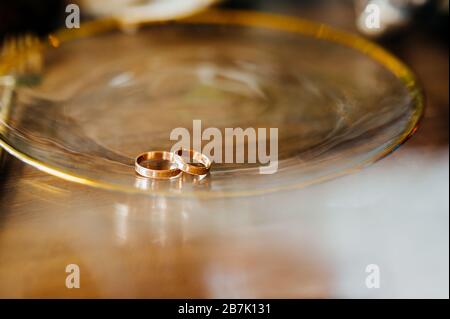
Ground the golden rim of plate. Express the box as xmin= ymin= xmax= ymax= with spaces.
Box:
xmin=0 ymin=9 xmax=425 ymax=198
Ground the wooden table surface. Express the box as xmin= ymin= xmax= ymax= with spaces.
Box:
xmin=0 ymin=3 xmax=448 ymax=298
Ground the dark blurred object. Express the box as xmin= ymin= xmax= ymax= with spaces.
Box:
xmin=223 ymin=0 xmax=448 ymax=40
xmin=220 ymin=0 xmax=261 ymax=9
xmin=222 ymin=0 xmax=328 ymax=11
xmin=0 ymin=0 xmax=66 ymax=39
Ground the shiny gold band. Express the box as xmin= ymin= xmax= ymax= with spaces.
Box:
xmin=175 ymin=149 xmax=212 ymax=176
xmin=135 ymin=151 xmax=182 ymax=179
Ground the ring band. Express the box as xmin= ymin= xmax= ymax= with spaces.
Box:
xmin=175 ymin=149 xmax=212 ymax=176
xmin=135 ymin=151 xmax=182 ymax=179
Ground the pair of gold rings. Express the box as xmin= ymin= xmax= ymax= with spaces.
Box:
xmin=135 ymin=149 xmax=211 ymax=179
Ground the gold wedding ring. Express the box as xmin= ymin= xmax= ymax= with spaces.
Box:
xmin=175 ymin=149 xmax=212 ymax=176
xmin=135 ymin=151 xmax=182 ymax=179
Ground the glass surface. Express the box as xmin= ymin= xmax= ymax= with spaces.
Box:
xmin=0 ymin=10 xmax=424 ymax=197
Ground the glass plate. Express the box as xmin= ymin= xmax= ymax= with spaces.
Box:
xmin=0 ymin=10 xmax=424 ymax=197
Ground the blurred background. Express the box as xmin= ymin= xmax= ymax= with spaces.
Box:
xmin=1 ymin=0 xmax=448 ymax=145
xmin=0 ymin=0 xmax=448 ymax=298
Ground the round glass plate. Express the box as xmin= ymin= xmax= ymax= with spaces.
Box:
xmin=0 ymin=10 xmax=424 ymax=197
